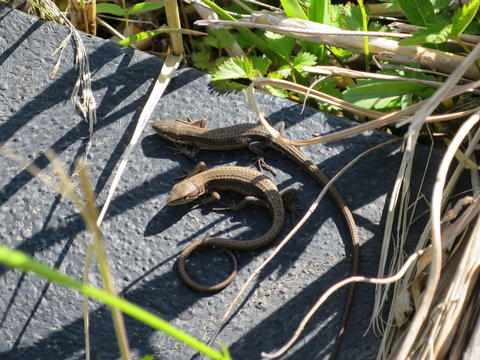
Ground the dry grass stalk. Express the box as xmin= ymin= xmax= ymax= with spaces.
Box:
xmin=2 ymin=0 xmax=97 ymax=139
xmin=196 ymin=11 xmax=480 ymax=80
xmin=165 ymin=0 xmax=184 ymax=55
xmin=70 ymin=0 xmax=97 ymax=35
xmin=96 ymin=54 xmax=182 ymax=225
xmin=248 ymin=77 xmax=480 ymax=147
xmin=0 ymin=147 xmax=132 ymax=359
xmin=372 ymin=43 xmax=480 ymax=360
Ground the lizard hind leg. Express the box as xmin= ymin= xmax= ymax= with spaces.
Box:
xmin=280 ymin=188 xmax=302 ymax=223
xmin=248 ymin=120 xmax=286 ymax=175
xmin=248 ymin=141 xmax=277 ymax=175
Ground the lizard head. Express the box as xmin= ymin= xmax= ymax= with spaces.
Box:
xmin=167 ymin=180 xmax=203 ymax=205
xmin=152 ymin=119 xmax=207 ymax=144
xmin=152 ymin=119 xmax=182 ymax=141
xmin=152 ymin=119 xmax=191 ymax=143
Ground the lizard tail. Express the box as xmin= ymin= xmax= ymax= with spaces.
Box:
xmin=177 ymin=237 xmax=238 ymax=292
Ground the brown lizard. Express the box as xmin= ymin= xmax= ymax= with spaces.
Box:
xmin=167 ymin=162 xmax=292 ymax=292
xmin=155 ymin=119 xmax=359 ymax=358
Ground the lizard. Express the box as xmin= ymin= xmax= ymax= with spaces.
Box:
xmin=167 ymin=162 xmax=293 ymax=292
xmin=154 ymin=118 xmax=360 ymax=358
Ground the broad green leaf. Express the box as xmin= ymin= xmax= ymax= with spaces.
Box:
xmin=263 ymin=31 xmax=296 ymax=58
xmin=400 ymin=94 xmax=413 ymax=109
xmin=212 ymin=57 xmax=254 ymax=80
xmin=344 ymin=3 xmax=364 ymax=30
xmin=430 ymin=0 xmax=451 ymax=12
xmin=251 ymin=56 xmax=272 ymax=75
xmin=191 ymin=48 xmax=212 ymax=70
xmin=342 ymin=80 xmax=433 ymax=110
xmin=211 ymin=79 xmax=247 ymax=91
xmin=396 ymin=0 xmax=435 ymax=26
xmin=96 ymin=3 xmax=125 ymax=16
xmin=264 ymin=85 xmax=289 ymax=98
xmin=308 ymin=0 xmax=330 ymax=25
xmin=204 ymin=28 xmax=235 ymax=49
xmin=399 ymin=21 xmax=452 ymax=45
xmin=273 ymin=64 xmax=293 ymax=78
xmin=293 ymin=52 xmax=317 ymax=69
xmin=451 ymin=0 xmax=480 ymax=37
xmin=314 ymin=77 xmax=341 ymax=98
xmin=384 ymin=67 xmax=436 ymax=82
xmin=280 ymin=0 xmax=307 ymax=19
xmin=330 ymin=4 xmax=346 ymax=29
xmin=329 ymin=46 xmax=354 ymax=60
xmin=202 ymin=0 xmax=288 ymax=65
xmin=127 ymin=2 xmax=165 ymax=15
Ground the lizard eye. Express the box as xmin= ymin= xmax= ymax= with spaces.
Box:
xmin=167 ymin=182 xmax=200 ymax=205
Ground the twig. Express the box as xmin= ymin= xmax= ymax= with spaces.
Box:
xmin=302 ymin=65 xmax=466 ymax=90
xmin=204 ymin=138 xmax=401 ymax=356
xmin=390 ymin=108 xmax=480 ymax=360
xmin=249 ymin=78 xmax=480 ymax=146
xmin=195 ymin=19 xmax=412 ymax=38
xmin=96 ymin=54 xmax=182 ymax=226
xmin=388 ymin=43 xmax=480 ymax=360
xmin=261 ymin=248 xmax=427 ymax=359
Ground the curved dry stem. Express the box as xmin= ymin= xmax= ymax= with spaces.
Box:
xmin=248 ymin=78 xmax=480 ymax=147
xmin=302 ymin=65 xmax=471 ymax=91
xmin=261 ymin=248 xmax=427 ymax=359
xmin=254 ymin=77 xmax=384 ymax=119
xmin=206 ymin=138 xmax=402 ymax=351
xmin=391 ymin=109 xmax=480 ymax=360
xmin=389 ymin=43 xmax=480 ymax=360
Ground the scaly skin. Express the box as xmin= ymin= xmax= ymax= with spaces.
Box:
xmin=155 ymin=119 xmax=360 ymax=358
xmin=167 ymin=165 xmax=284 ymax=292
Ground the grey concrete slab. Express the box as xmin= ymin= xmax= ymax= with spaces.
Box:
xmin=0 ymin=6 xmax=436 ymax=360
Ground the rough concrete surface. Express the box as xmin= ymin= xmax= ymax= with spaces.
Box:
xmin=0 ymin=6 xmax=437 ymax=360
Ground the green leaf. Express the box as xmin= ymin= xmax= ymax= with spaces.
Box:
xmin=342 ymin=80 xmax=433 ymax=110
xmin=314 ymin=77 xmax=341 ymax=98
xmin=117 ymin=30 xmax=162 ymax=46
xmin=329 ymin=46 xmax=354 ymax=60
xmin=308 ymin=0 xmax=330 ymax=25
xmin=212 ymin=57 xmax=255 ymax=80
xmin=344 ymin=3 xmax=364 ymax=30
xmin=451 ymin=0 xmax=480 ymax=37
xmin=211 ymin=79 xmax=247 ymax=92
xmin=204 ymin=28 xmax=235 ymax=49
xmin=191 ymin=48 xmax=212 ymax=71
xmin=330 ymin=5 xmax=346 ymax=29
xmin=263 ymin=31 xmax=296 ymax=58
xmin=399 ymin=21 xmax=452 ymax=46
xmin=139 ymin=356 xmax=154 ymax=360
xmin=96 ymin=3 xmax=125 ymax=16
xmin=272 ymin=64 xmax=293 ymax=78
xmin=251 ymin=56 xmax=272 ymax=75
xmin=396 ymin=0 xmax=435 ymax=26
xmin=430 ymin=0 xmax=451 ymax=12
xmin=383 ymin=67 xmax=436 ymax=82
xmin=201 ymin=0 xmax=288 ymax=66
xmin=280 ymin=0 xmax=307 ymax=19
xmin=117 ymin=28 xmax=194 ymax=46
xmin=127 ymin=2 xmax=165 ymax=15
xmin=292 ymin=52 xmax=317 ymax=69
xmin=264 ymin=85 xmax=289 ymax=98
